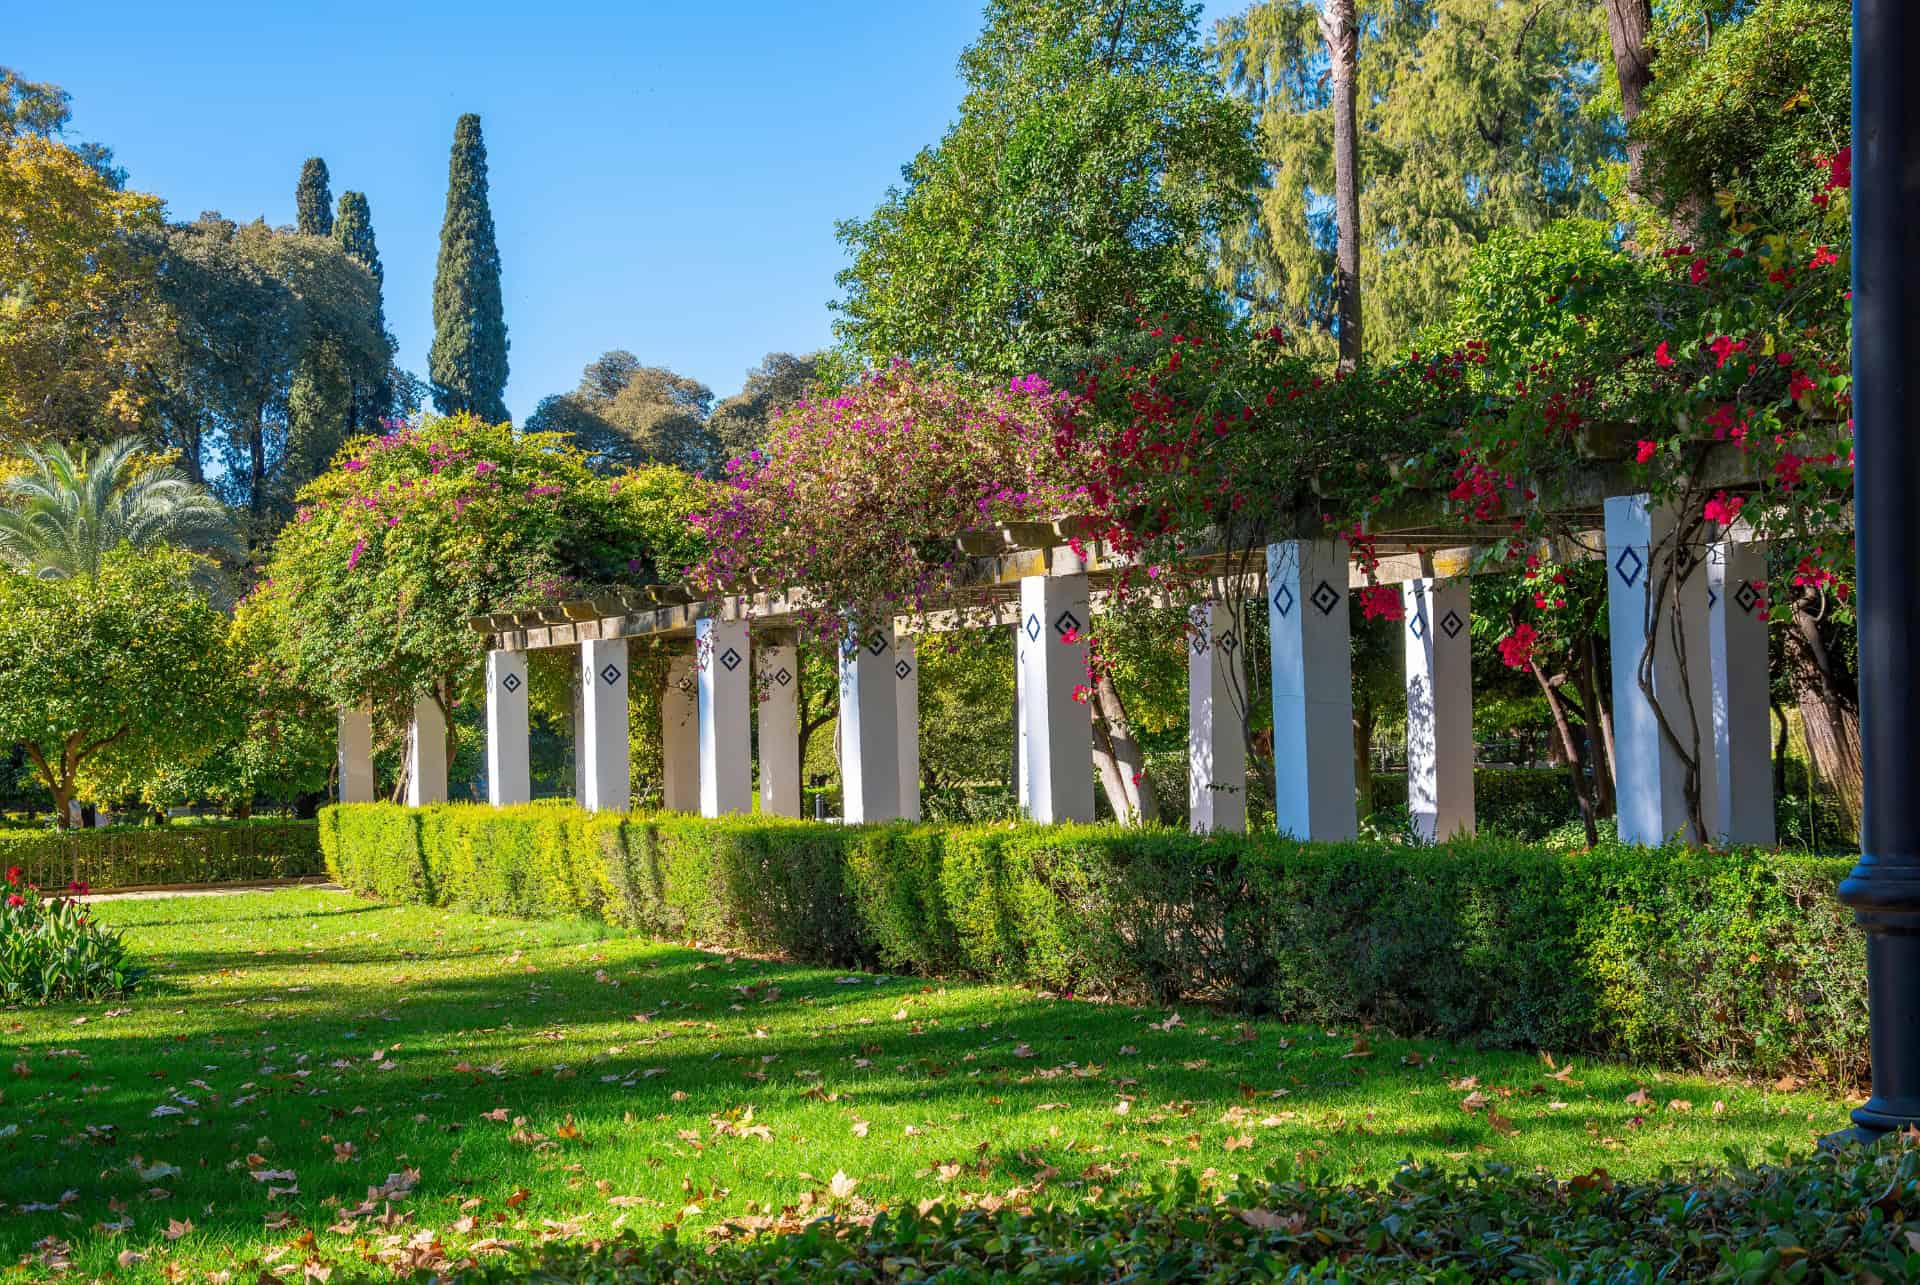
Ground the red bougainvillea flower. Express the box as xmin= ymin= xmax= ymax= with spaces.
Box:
xmin=1070 ymin=685 xmax=1092 ymax=704
xmin=1789 ymin=371 xmax=1818 ymax=402
xmin=5 ymin=894 xmax=22 ymax=908
xmin=1655 ymin=341 xmax=1674 ymax=368
xmin=1357 ymin=584 xmax=1404 ymax=621
xmin=1497 ymin=623 xmax=1538 ymax=671
xmin=1707 ymin=335 xmax=1749 ymax=370
xmin=1690 ymin=257 xmax=1709 ymax=286
xmin=3 ymin=866 xmax=17 ymax=886
xmin=1059 ymin=626 xmax=1080 ymax=645
xmin=1704 ymin=491 xmax=1746 ymax=525
xmin=1809 ymin=245 xmax=1839 ymax=270
xmin=1635 ymin=440 xmax=1659 ymax=464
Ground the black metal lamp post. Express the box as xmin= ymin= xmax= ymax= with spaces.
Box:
xmin=1836 ymin=0 xmax=1920 ymax=1142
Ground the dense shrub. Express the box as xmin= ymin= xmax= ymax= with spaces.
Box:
xmin=458 ymin=1142 xmax=1920 ymax=1283
xmin=0 ymin=819 xmax=320 ymax=891
xmin=0 ymin=870 xmax=142 ymax=1003
xmin=322 ymin=804 xmax=1865 ymax=1088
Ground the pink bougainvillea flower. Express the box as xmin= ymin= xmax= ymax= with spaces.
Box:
xmin=347 ymin=537 xmax=367 ymax=571
xmin=1635 ymin=440 xmax=1659 ymax=464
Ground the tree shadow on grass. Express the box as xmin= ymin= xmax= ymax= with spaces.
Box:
xmin=1 ymin=910 xmax=1845 ymax=1276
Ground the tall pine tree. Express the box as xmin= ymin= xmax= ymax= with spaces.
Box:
xmin=295 ymin=157 xmax=332 ymax=236
xmin=428 ymin=114 xmax=509 ymax=421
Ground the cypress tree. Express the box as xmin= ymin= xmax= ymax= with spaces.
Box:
xmin=295 ymin=157 xmax=333 ymax=236
xmin=428 ymin=114 xmax=509 ymax=421
xmin=334 ymin=191 xmax=383 ymax=288
xmin=335 ymin=190 xmax=394 ymax=424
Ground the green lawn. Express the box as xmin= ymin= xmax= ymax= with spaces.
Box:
xmin=1 ymin=888 xmax=1852 ymax=1280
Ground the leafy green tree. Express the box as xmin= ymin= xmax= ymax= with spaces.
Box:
xmin=0 ymin=117 xmax=163 ymax=444
xmin=97 ymin=598 xmax=334 ymax=816
xmin=1631 ymin=0 xmax=1849 ymax=229
xmin=707 ymin=352 xmax=824 ymax=461
xmin=255 ymin=416 xmax=711 ymax=776
xmin=136 ymin=214 xmax=393 ymax=542
xmin=295 ymin=157 xmax=332 ymax=236
xmin=429 ymin=114 xmax=509 ymax=421
xmin=0 ymin=436 xmax=238 ymax=579
xmin=527 ymin=352 xmax=717 ymax=473
xmin=834 ymin=0 xmax=1259 ymax=375
xmin=0 ymin=545 xmax=232 ymax=826
xmin=1 ymin=65 xmax=125 ymax=186
xmin=1214 ymin=0 xmax=1617 ymax=358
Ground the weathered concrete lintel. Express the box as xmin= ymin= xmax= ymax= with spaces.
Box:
xmin=479 ymin=527 xmax=1610 ymax=653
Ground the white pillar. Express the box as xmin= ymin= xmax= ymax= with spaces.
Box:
xmin=895 ymin=637 xmax=921 ymax=822
xmin=405 ymin=696 xmax=448 ymax=806
xmin=757 ymin=640 xmax=802 ymax=817
xmin=838 ymin=621 xmax=901 ymax=823
xmin=1013 ymin=626 xmax=1027 ymax=802
xmin=1402 ymin=578 xmax=1475 ymax=841
xmin=337 ymin=706 xmax=375 ymax=804
xmin=1017 ymin=573 xmax=1096 ymax=823
xmin=697 ymin=619 xmax=752 ymax=817
xmin=1605 ymin=494 xmax=1719 ymax=845
xmin=580 ymin=638 xmax=630 ymax=813
xmin=662 ymin=653 xmax=699 ymax=812
xmin=1267 ymin=540 xmax=1357 ymax=841
xmin=486 ymin=650 xmax=530 ymax=806
xmin=1187 ymin=601 xmax=1248 ymax=833
xmin=571 ymin=672 xmax=586 ymax=806
xmin=1709 ymin=528 xmax=1775 ymax=845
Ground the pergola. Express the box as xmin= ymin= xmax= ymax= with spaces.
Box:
xmin=326 ymin=1 xmax=1920 ymax=1145
xmin=336 ymin=449 xmax=1776 ymax=850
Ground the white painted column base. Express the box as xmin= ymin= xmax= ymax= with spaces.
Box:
xmin=1709 ymin=528 xmax=1774 ymax=845
xmin=757 ymin=640 xmax=802 ymax=818
xmin=1187 ymin=601 xmax=1248 ymax=833
xmin=663 ymin=652 xmax=699 ymax=812
xmin=1605 ymin=494 xmax=1719 ymax=845
xmin=405 ymin=696 xmax=449 ymax=806
xmin=486 ymin=650 xmax=530 ymax=807
xmin=1017 ymin=573 xmax=1095 ymax=824
xmin=337 ymin=706 xmax=375 ymax=804
xmin=580 ymin=638 xmax=631 ymax=814
xmin=697 ymin=619 xmax=752 ymax=817
xmin=1402 ymin=578 xmax=1475 ymax=841
xmin=839 ymin=621 xmax=902 ymax=823
xmin=1267 ymin=540 xmax=1357 ymax=841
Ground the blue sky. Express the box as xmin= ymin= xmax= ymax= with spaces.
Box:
xmin=13 ymin=0 xmax=1240 ymax=422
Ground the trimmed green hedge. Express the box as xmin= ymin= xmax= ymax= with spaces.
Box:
xmin=320 ymin=803 xmax=1865 ymax=1088
xmin=0 ymin=820 xmax=321 ymax=890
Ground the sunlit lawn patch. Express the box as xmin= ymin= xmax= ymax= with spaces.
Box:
xmin=0 ymin=889 xmax=1851 ymax=1280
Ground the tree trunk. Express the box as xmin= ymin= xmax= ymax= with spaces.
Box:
xmin=1351 ymin=692 xmax=1375 ymax=821
xmin=1605 ymin=0 xmax=1654 ymax=192
xmin=1784 ymin=595 xmax=1863 ymax=835
xmin=1574 ymin=632 xmax=1616 ymax=816
xmin=1771 ymin=699 xmax=1790 ymax=801
xmin=1320 ymin=0 xmax=1362 ymax=371
xmin=1530 ymin=659 xmax=1601 ymax=848
xmin=1091 ymin=673 xmax=1159 ymax=825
